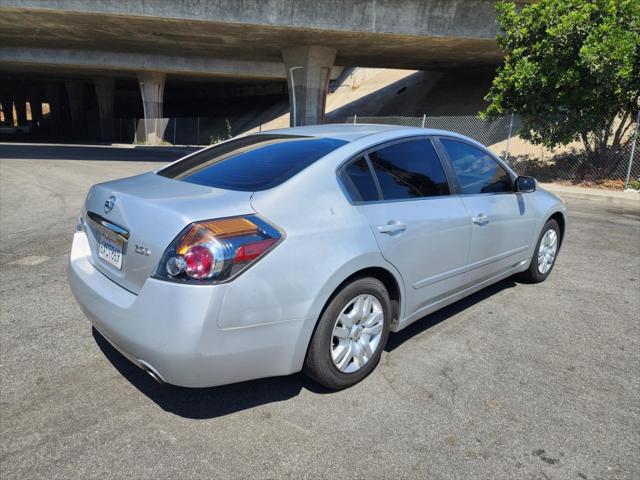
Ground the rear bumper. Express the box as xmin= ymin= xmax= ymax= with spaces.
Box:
xmin=68 ymin=232 xmax=311 ymax=387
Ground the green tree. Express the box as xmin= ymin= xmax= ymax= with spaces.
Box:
xmin=482 ymin=0 xmax=640 ymax=163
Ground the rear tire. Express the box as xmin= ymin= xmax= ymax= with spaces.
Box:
xmin=304 ymin=277 xmax=391 ymax=390
xmin=519 ymin=218 xmax=561 ymax=283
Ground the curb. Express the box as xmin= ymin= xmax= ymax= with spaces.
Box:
xmin=541 ymin=183 xmax=640 ymax=209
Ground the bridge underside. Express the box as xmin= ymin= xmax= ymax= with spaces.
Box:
xmin=0 ymin=3 xmax=505 ymax=70
xmin=0 ymin=1 xmax=513 ymax=143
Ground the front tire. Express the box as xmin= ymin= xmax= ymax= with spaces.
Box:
xmin=519 ymin=218 xmax=561 ymax=283
xmin=304 ymin=277 xmax=391 ymax=390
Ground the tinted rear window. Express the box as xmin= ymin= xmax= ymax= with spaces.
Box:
xmin=158 ymin=134 xmax=347 ymax=191
xmin=368 ymin=138 xmax=450 ymax=200
xmin=342 ymin=156 xmax=380 ymax=202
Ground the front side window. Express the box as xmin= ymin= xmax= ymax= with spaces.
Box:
xmin=440 ymin=139 xmax=512 ymax=194
xmin=159 ymin=134 xmax=347 ymax=191
xmin=368 ymin=138 xmax=450 ymax=200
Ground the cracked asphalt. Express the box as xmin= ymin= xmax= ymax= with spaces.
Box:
xmin=1 ymin=147 xmax=639 ymax=479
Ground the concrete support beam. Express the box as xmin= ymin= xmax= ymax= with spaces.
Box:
xmin=65 ymin=80 xmax=86 ymax=139
xmin=1 ymin=0 xmax=510 ymax=40
xmin=282 ymin=46 xmax=336 ymax=126
xmin=137 ymin=71 xmax=165 ymax=145
xmin=94 ymin=77 xmax=115 ymax=142
xmin=0 ymin=47 xmax=286 ymax=80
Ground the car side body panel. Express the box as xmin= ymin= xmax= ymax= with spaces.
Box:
xmin=238 ymin=127 xmax=567 ymax=339
xmin=459 ymin=192 xmax=539 ymax=285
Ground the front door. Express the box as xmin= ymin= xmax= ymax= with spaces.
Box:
xmin=437 ymin=137 xmax=538 ymax=285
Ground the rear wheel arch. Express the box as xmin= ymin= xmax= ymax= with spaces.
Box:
xmin=334 ymin=267 xmax=402 ymax=328
xmin=302 ymin=266 xmax=403 ymax=367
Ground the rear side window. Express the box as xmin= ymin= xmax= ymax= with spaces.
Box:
xmin=368 ymin=138 xmax=450 ymax=200
xmin=440 ymin=139 xmax=512 ymax=194
xmin=342 ymin=156 xmax=379 ymax=202
xmin=158 ymin=134 xmax=347 ymax=191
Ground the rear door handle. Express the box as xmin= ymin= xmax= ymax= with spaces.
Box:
xmin=378 ymin=222 xmax=407 ymax=235
xmin=472 ymin=213 xmax=489 ymax=226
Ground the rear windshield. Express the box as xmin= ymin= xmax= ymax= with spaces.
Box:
xmin=158 ymin=134 xmax=347 ymax=191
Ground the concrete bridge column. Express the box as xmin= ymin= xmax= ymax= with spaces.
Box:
xmin=65 ymin=80 xmax=86 ymax=139
xmin=45 ymin=84 xmax=64 ymax=134
xmin=13 ymin=92 xmax=28 ymax=127
xmin=137 ymin=71 xmax=165 ymax=145
xmin=29 ymin=87 xmax=43 ymax=125
xmin=1 ymin=100 xmax=14 ymax=126
xmin=94 ymin=77 xmax=115 ymax=142
xmin=282 ymin=46 xmax=336 ymax=126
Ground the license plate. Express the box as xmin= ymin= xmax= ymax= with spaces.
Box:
xmin=98 ymin=233 xmax=123 ymax=270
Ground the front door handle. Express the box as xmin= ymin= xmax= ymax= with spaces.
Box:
xmin=378 ymin=222 xmax=407 ymax=235
xmin=472 ymin=213 xmax=490 ymax=226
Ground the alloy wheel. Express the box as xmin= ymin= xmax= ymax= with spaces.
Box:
xmin=330 ymin=294 xmax=384 ymax=373
xmin=537 ymin=228 xmax=558 ymax=274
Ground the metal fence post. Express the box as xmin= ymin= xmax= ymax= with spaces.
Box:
xmin=421 ymin=114 xmax=426 ymax=128
xmin=173 ymin=118 xmax=177 ymax=145
xmin=624 ymin=111 xmax=640 ymax=190
xmin=353 ymin=114 xmax=357 ymax=124
xmin=504 ymin=112 xmax=515 ymax=162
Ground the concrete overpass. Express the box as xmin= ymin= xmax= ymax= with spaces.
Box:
xmin=0 ymin=0 xmax=528 ymax=143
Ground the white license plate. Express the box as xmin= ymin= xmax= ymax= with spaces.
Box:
xmin=98 ymin=233 xmax=123 ymax=270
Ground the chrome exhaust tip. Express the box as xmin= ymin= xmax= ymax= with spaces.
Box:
xmin=145 ymin=368 xmax=164 ymax=384
xmin=138 ymin=359 xmax=165 ymax=385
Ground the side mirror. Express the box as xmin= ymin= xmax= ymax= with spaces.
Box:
xmin=515 ymin=176 xmax=536 ymax=193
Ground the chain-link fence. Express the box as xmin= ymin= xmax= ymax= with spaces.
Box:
xmin=117 ymin=113 xmax=639 ymax=189
xmin=340 ymin=114 xmax=640 ymax=189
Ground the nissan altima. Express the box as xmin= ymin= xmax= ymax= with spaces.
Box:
xmin=69 ymin=125 xmax=566 ymax=389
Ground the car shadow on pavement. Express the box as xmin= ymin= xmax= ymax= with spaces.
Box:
xmin=93 ymin=277 xmax=517 ymax=419
xmin=384 ymin=278 xmax=518 ymax=352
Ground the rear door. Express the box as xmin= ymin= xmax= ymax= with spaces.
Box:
xmin=340 ymin=137 xmax=471 ymax=318
xmin=435 ymin=137 xmax=538 ymax=285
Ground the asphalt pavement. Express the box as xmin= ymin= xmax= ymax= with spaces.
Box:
xmin=1 ymin=147 xmax=638 ymax=479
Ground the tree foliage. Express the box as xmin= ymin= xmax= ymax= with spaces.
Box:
xmin=482 ymin=0 xmax=640 ymax=159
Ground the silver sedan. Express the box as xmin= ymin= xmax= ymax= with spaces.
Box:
xmin=69 ymin=125 xmax=566 ymax=389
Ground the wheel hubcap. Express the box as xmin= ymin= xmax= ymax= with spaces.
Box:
xmin=331 ymin=294 xmax=384 ymax=373
xmin=537 ymin=228 xmax=558 ymax=274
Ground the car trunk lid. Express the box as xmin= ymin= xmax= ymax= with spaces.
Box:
xmin=83 ymin=172 xmax=254 ymax=294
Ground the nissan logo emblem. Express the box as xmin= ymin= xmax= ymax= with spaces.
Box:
xmin=104 ymin=195 xmax=116 ymax=214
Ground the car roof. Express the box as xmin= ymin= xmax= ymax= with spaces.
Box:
xmin=259 ymin=124 xmax=474 ymax=143
xmin=261 ymin=124 xmax=406 ymax=141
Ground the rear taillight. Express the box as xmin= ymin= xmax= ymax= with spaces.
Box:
xmin=153 ymin=215 xmax=283 ymax=284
